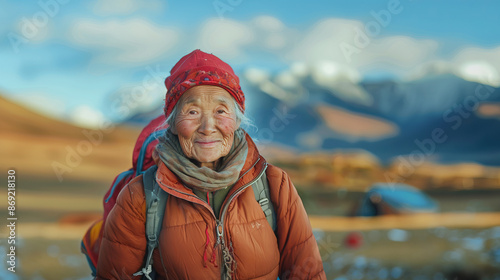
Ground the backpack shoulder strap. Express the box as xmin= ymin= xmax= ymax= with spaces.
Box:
xmin=136 ymin=129 xmax=167 ymax=176
xmin=134 ymin=165 xmax=168 ymax=280
xmin=252 ymin=163 xmax=277 ymax=232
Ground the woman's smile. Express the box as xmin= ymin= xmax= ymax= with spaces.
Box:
xmin=194 ymin=139 xmax=221 ymax=148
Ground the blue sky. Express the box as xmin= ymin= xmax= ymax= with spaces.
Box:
xmin=1 ymin=0 xmax=500 ymax=127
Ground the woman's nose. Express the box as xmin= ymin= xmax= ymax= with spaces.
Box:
xmin=197 ymin=114 xmax=217 ymax=135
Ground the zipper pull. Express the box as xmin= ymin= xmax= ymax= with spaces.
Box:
xmin=214 ymin=219 xmax=222 ymax=249
xmin=216 ymin=219 xmax=224 ymax=243
xmin=211 ymin=219 xmax=223 ymax=267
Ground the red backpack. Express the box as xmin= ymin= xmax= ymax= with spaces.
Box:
xmin=81 ymin=114 xmax=168 ymax=276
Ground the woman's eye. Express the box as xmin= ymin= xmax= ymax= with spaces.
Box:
xmin=188 ymin=110 xmax=198 ymax=115
xmin=217 ymin=109 xmax=226 ymax=114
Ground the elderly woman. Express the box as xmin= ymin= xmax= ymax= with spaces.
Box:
xmin=96 ymin=50 xmax=325 ymax=280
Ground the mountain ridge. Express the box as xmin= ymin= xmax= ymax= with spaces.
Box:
xmin=121 ymin=74 xmax=500 ymax=166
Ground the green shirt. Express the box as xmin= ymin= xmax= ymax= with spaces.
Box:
xmin=192 ymin=186 xmax=233 ymax=219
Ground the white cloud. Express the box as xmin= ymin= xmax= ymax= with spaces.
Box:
xmin=455 ymin=61 xmax=500 ymax=87
xmin=252 ymin=15 xmax=285 ymax=32
xmin=196 ymin=18 xmax=254 ymax=59
xmin=310 ymin=61 xmax=373 ymax=106
xmin=358 ymin=36 xmax=439 ymax=71
xmin=311 ymin=61 xmax=360 ymax=84
xmin=406 ymin=47 xmax=500 ymax=87
xmin=249 ymin=16 xmax=499 ymax=88
xmin=452 ymin=46 xmax=500 ymax=87
xmin=69 ymin=105 xmax=105 ymax=128
xmin=244 ymin=67 xmax=307 ymax=105
xmin=244 ymin=67 xmax=289 ymax=101
xmin=245 ymin=61 xmax=372 ymax=106
xmin=106 ymin=84 xmax=164 ymax=121
xmin=287 ymin=18 xmax=439 ymax=76
xmin=275 ymin=70 xmax=300 ymax=89
xmin=454 ymin=46 xmax=500 ymax=68
xmin=62 ymin=15 xmax=500 ymax=87
xmin=250 ymin=16 xmax=292 ymax=50
xmin=195 ymin=16 xmax=298 ymax=60
xmin=92 ymin=0 xmax=164 ymax=15
xmin=244 ymin=67 xmax=270 ymax=85
xmin=286 ymin=17 xmax=499 ymax=87
xmin=287 ymin=18 xmax=363 ymax=64
xmin=69 ymin=18 xmax=178 ymax=64
xmin=290 ymin=62 xmax=309 ymax=78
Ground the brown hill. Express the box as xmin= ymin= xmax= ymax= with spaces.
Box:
xmin=0 ymin=95 xmax=141 ymax=182
xmin=0 ymin=95 xmax=137 ymax=142
xmin=1 ymin=95 xmax=82 ymax=139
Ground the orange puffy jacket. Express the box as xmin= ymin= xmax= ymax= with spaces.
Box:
xmin=96 ymin=134 xmax=326 ymax=280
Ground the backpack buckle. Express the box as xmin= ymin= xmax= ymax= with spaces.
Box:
xmin=147 ymin=234 xmax=157 ymax=242
xmin=259 ymin=198 xmax=269 ymax=206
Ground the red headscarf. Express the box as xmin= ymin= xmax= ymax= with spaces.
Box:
xmin=164 ymin=49 xmax=245 ymax=117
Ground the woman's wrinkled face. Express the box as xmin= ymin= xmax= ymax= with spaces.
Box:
xmin=172 ymin=85 xmax=239 ymax=169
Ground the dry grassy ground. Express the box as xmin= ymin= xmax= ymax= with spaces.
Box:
xmin=1 ymin=188 xmax=500 ymax=279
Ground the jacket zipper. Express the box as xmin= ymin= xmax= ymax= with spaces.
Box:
xmin=157 ymin=158 xmax=268 ymax=278
xmin=216 ymin=160 xmax=268 ymax=279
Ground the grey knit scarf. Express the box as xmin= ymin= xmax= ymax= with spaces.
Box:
xmin=156 ymin=128 xmax=248 ymax=192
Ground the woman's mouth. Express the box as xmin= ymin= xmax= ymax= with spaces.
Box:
xmin=195 ymin=140 xmax=220 ymax=148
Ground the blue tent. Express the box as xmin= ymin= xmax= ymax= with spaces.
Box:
xmin=356 ymin=183 xmax=439 ymax=216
